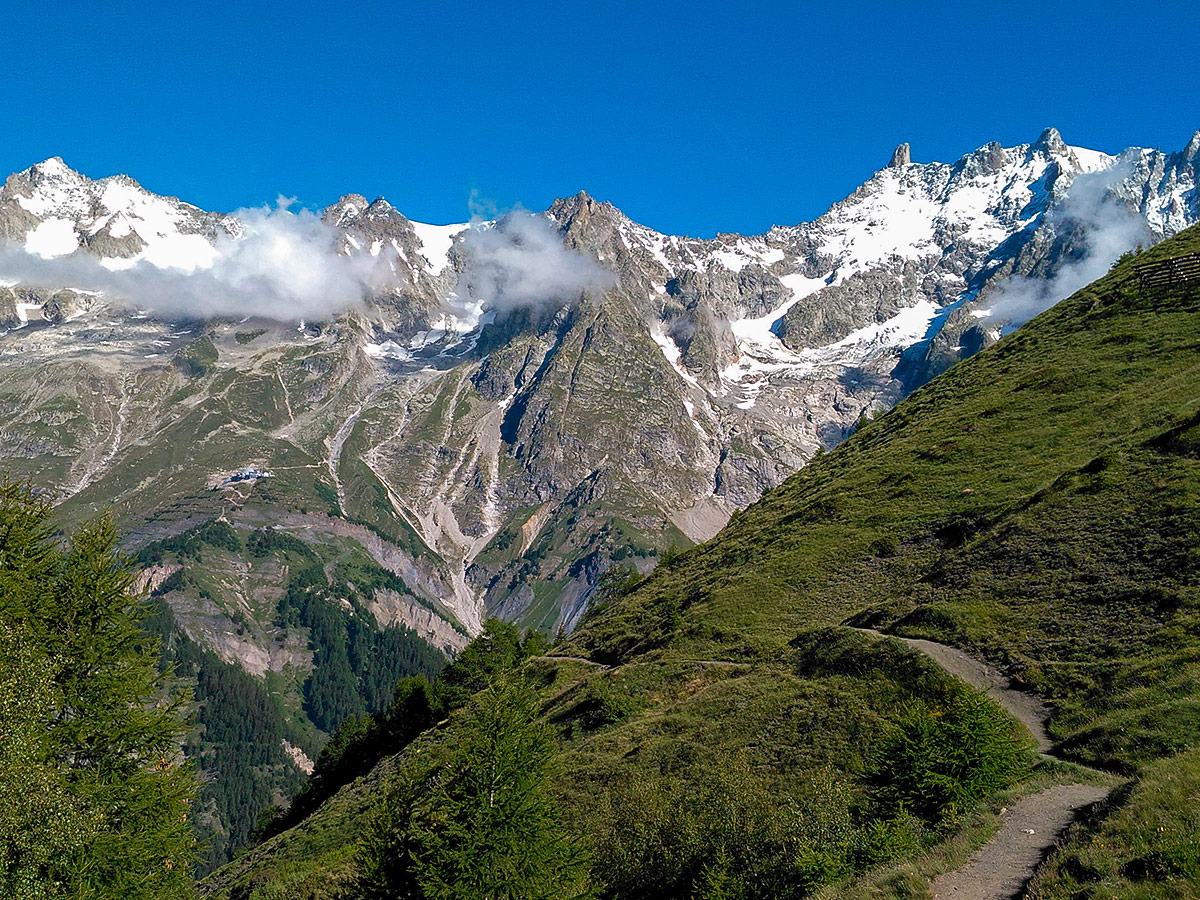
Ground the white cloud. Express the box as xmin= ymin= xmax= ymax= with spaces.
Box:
xmin=979 ymin=162 xmax=1154 ymax=327
xmin=451 ymin=211 xmax=614 ymax=316
xmin=0 ymin=201 xmax=379 ymax=320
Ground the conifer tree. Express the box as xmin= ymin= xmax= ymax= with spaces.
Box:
xmin=0 ymin=618 xmax=94 ymax=898
xmin=415 ymin=677 xmax=593 ymax=900
xmin=0 ymin=482 xmax=197 ymax=899
xmin=358 ymin=676 xmax=594 ymax=900
xmin=432 ymin=619 xmax=526 ymax=712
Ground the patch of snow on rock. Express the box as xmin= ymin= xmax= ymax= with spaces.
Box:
xmin=411 ymin=221 xmax=467 ymax=274
xmin=729 ymin=271 xmax=827 ymax=358
xmin=650 ymin=323 xmax=699 ymax=386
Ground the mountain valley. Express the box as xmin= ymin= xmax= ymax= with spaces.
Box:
xmin=1 ymin=129 xmax=1198 ymax=870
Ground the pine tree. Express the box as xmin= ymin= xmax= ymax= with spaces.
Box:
xmin=357 ymin=767 xmax=427 ymax=900
xmin=0 ymin=483 xmax=197 ymax=899
xmin=415 ymin=677 xmax=593 ymax=900
xmin=432 ymin=619 xmax=526 ymax=712
xmin=692 ymin=845 xmax=739 ymax=900
xmin=0 ymin=618 xmax=95 ymax=898
xmin=358 ymin=676 xmax=595 ymax=900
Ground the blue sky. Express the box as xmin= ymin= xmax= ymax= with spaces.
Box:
xmin=6 ymin=1 xmax=1198 ymax=237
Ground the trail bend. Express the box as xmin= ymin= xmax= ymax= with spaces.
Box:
xmin=850 ymin=628 xmax=1110 ymax=900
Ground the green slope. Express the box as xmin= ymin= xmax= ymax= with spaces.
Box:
xmin=577 ymin=231 xmax=1200 ymax=771
xmin=205 ymin=227 xmax=1200 ymax=899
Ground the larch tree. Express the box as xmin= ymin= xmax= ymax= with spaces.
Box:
xmin=358 ymin=675 xmax=594 ymax=900
xmin=0 ymin=481 xmax=198 ymax=899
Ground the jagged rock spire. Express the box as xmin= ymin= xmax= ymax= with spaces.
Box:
xmin=1185 ymin=130 xmax=1200 ymax=159
xmin=1032 ymin=127 xmax=1067 ymax=155
xmin=888 ymin=143 xmax=911 ymax=168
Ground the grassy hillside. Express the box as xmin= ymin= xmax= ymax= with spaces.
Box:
xmin=205 ymin=226 xmax=1200 ymax=899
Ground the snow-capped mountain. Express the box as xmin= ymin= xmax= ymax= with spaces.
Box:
xmin=1 ymin=156 xmax=234 ymax=268
xmin=0 ymin=127 xmax=1197 ymax=644
xmin=3 ymin=128 xmax=1196 ymax=859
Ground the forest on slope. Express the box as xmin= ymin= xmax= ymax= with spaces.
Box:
xmin=138 ymin=520 xmax=448 ymax=871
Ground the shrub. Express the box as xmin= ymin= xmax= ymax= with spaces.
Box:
xmin=562 ymin=678 xmax=636 ymax=733
xmin=854 ymin=815 xmax=923 ymax=869
xmin=1124 ymin=841 xmax=1200 ymax=881
xmin=592 ymin=758 xmax=862 ymax=900
xmin=875 ymin=683 xmax=1032 ymax=825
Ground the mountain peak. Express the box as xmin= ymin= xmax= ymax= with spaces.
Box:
xmin=1032 ymin=127 xmax=1067 ymax=155
xmin=1185 ymin=130 xmax=1200 ymax=159
xmin=888 ymin=143 xmax=911 ymax=168
xmin=363 ymin=197 xmax=410 ymax=227
xmin=26 ymin=156 xmax=84 ymax=183
xmin=547 ymin=190 xmax=618 ymax=224
xmin=32 ymin=155 xmax=71 ymax=172
xmin=322 ymin=194 xmax=370 ymax=227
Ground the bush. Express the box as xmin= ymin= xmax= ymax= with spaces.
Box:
xmin=854 ymin=815 xmax=923 ymax=869
xmin=1124 ymin=841 xmax=1200 ymax=881
xmin=868 ymin=535 xmax=898 ymax=558
xmin=875 ymin=683 xmax=1032 ymax=824
xmin=560 ymin=678 xmax=636 ymax=734
xmin=592 ymin=759 xmax=863 ymax=900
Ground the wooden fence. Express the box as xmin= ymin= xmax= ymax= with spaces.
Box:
xmin=1135 ymin=253 xmax=1200 ymax=294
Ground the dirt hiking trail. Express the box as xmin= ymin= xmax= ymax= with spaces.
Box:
xmin=852 ymin=628 xmax=1110 ymax=900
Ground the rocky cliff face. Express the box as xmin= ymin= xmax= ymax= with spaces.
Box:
xmin=1 ymin=129 xmax=1197 ymax=656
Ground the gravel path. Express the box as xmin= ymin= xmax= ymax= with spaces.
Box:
xmin=537 ymin=655 xmax=610 ymax=668
xmin=851 ymin=628 xmax=1109 ymax=900
xmin=928 ymin=783 xmax=1109 ymax=900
